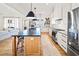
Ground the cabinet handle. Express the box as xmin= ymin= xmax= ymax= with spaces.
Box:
xmin=62 ymin=34 xmax=67 ymax=38
xmin=62 ymin=34 xmax=65 ymax=37
xmin=61 ymin=39 xmax=66 ymax=43
xmin=61 ymin=44 xmax=66 ymax=49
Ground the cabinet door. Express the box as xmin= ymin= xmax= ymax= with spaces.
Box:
xmin=56 ymin=32 xmax=61 ymax=45
xmin=54 ymin=4 xmax=63 ymax=19
xmin=72 ymin=3 xmax=79 ymax=10
xmin=24 ymin=37 xmax=41 ymax=56
xmin=57 ymin=32 xmax=67 ymax=53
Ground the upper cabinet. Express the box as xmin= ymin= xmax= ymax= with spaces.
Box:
xmin=53 ymin=4 xmax=63 ymax=19
xmin=51 ymin=4 xmax=63 ymax=29
xmin=52 ymin=4 xmax=72 ymax=31
xmin=72 ymin=3 xmax=79 ymax=10
xmin=62 ymin=4 xmax=72 ymax=30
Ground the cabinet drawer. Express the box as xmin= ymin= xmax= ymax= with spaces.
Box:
xmin=56 ymin=32 xmax=67 ymax=52
xmin=58 ymin=36 xmax=67 ymax=46
xmin=58 ymin=38 xmax=67 ymax=52
xmin=61 ymin=37 xmax=67 ymax=46
xmin=61 ymin=44 xmax=67 ymax=52
xmin=61 ymin=40 xmax=67 ymax=48
xmin=61 ymin=38 xmax=66 ymax=44
xmin=61 ymin=38 xmax=67 ymax=51
xmin=61 ymin=34 xmax=67 ymax=42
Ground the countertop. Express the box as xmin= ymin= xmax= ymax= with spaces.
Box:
xmin=12 ymin=28 xmax=41 ymax=37
xmin=0 ymin=28 xmax=41 ymax=40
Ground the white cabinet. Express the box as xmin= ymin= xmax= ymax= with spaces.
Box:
xmin=56 ymin=32 xmax=61 ymax=44
xmin=56 ymin=32 xmax=67 ymax=53
xmin=53 ymin=4 xmax=63 ymax=19
xmin=56 ymin=4 xmax=71 ymax=52
xmin=72 ymin=3 xmax=79 ymax=10
xmin=60 ymin=33 xmax=67 ymax=52
xmin=62 ymin=4 xmax=72 ymax=31
xmin=52 ymin=4 xmax=72 ymax=30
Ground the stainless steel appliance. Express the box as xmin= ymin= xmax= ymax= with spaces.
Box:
xmin=67 ymin=7 xmax=79 ymax=56
xmin=52 ymin=31 xmax=57 ymax=43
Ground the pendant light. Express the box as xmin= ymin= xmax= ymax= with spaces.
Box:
xmin=26 ymin=3 xmax=35 ymax=17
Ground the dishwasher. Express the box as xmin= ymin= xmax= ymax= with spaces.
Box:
xmin=52 ymin=31 xmax=57 ymax=43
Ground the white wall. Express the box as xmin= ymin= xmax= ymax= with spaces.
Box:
xmin=0 ymin=3 xmax=26 ymax=31
xmin=0 ymin=15 xmax=4 ymax=30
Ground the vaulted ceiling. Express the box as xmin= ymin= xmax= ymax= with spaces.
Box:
xmin=5 ymin=3 xmax=55 ymax=18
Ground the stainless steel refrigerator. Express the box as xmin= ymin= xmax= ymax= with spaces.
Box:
xmin=67 ymin=7 xmax=79 ymax=56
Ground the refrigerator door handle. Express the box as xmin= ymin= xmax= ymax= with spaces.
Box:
xmin=74 ymin=33 xmax=78 ymax=40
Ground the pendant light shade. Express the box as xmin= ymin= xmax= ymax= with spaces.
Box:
xmin=26 ymin=11 xmax=35 ymax=17
xmin=26 ymin=3 xmax=35 ymax=17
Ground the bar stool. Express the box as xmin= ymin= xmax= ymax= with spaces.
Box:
xmin=17 ymin=35 xmax=24 ymax=53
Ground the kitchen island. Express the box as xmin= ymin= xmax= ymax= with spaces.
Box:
xmin=12 ymin=28 xmax=41 ymax=56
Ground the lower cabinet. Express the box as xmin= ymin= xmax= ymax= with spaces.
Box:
xmin=57 ymin=32 xmax=67 ymax=53
xmin=24 ymin=37 xmax=41 ymax=56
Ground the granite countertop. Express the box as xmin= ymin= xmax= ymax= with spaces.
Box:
xmin=0 ymin=28 xmax=41 ymax=40
xmin=0 ymin=28 xmax=67 ymax=40
xmin=12 ymin=28 xmax=41 ymax=37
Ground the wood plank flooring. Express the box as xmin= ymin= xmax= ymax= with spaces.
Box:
xmin=41 ymin=32 xmax=67 ymax=56
xmin=0 ymin=32 xmax=67 ymax=56
xmin=0 ymin=39 xmax=13 ymax=56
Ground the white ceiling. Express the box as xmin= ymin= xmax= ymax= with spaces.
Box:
xmin=5 ymin=3 xmax=55 ymax=18
xmin=0 ymin=3 xmax=26 ymax=17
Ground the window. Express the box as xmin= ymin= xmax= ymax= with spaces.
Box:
xmin=4 ymin=17 xmax=19 ymax=30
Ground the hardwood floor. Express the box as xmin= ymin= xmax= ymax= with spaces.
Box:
xmin=47 ymin=33 xmax=67 ymax=56
xmin=0 ymin=38 xmax=13 ymax=56
xmin=41 ymin=32 xmax=67 ymax=56
xmin=0 ymin=32 xmax=67 ymax=56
